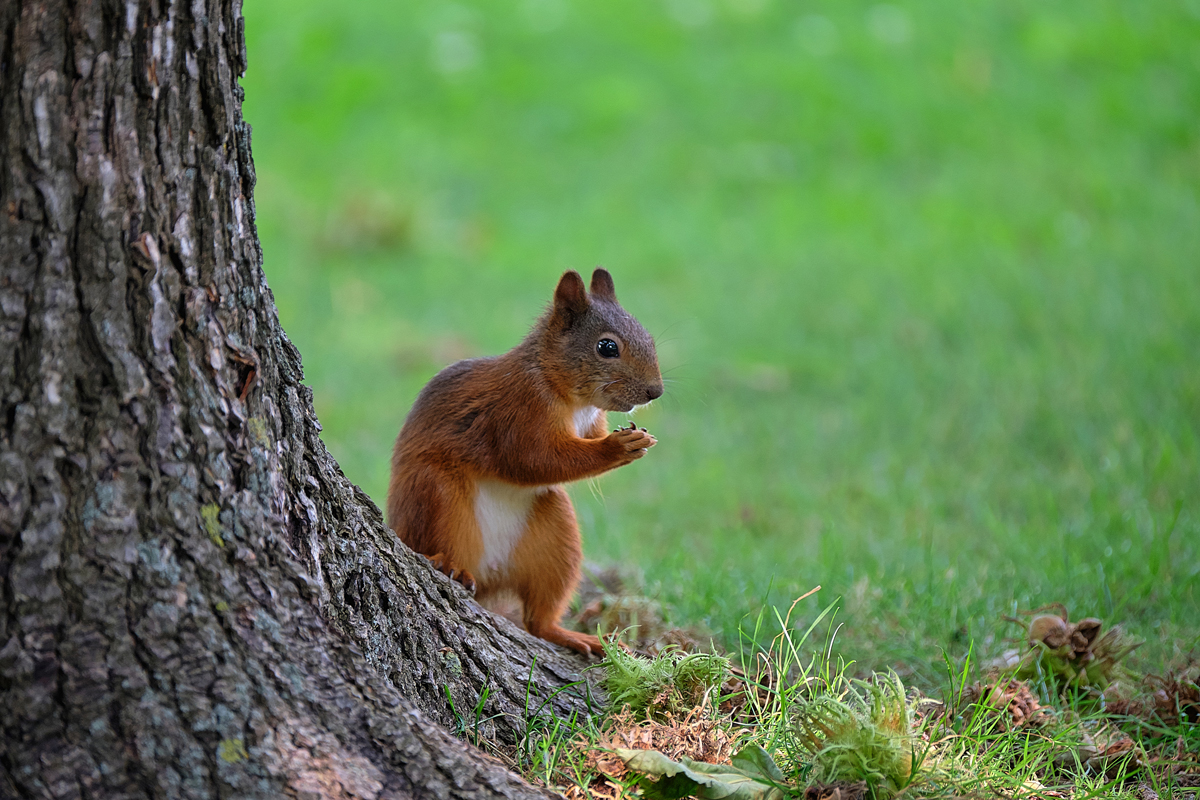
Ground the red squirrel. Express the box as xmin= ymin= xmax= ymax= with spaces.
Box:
xmin=386 ymin=269 xmax=664 ymax=655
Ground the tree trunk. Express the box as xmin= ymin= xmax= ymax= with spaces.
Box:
xmin=0 ymin=1 xmax=599 ymax=796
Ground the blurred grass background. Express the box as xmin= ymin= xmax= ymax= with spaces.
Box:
xmin=243 ymin=0 xmax=1200 ymax=683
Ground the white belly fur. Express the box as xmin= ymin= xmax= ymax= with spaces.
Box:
xmin=572 ymin=405 xmax=601 ymax=437
xmin=474 ymin=480 xmax=544 ymax=578
xmin=474 ymin=408 xmax=595 ymax=580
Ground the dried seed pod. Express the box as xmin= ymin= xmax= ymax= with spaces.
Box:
xmin=1029 ymin=614 xmax=1071 ymax=648
xmin=1075 ymin=618 xmax=1102 ymax=645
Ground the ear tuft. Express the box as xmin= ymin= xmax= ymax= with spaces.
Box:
xmin=589 ymin=268 xmax=617 ymax=302
xmin=552 ymin=270 xmax=589 ymax=325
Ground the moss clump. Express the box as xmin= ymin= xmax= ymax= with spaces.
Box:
xmin=792 ymin=672 xmax=923 ymax=799
xmin=601 ymin=638 xmax=729 ymax=719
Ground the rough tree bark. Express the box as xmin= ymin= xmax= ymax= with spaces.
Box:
xmin=0 ymin=0 xmax=601 ymax=797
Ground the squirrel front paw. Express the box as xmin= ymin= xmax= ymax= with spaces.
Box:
xmin=425 ymin=552 xmax=477 ymax=594
xmin=608 ymin=423 xmax=656 ymax=460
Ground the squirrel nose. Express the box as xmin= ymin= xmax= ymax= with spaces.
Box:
xmin=645 ymin=384 xmax=664 ymax=402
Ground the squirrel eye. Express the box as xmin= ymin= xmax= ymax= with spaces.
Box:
xmin=597 ymin=338 xmax=620 ymax=358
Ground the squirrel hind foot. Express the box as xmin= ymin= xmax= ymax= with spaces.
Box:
xmin=424 ymin=552 xmax=477 ymax=594
xmin=535 ymin=625 xmax=604 ymax=657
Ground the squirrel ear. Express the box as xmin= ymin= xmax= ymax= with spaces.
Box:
xmin=552 ymin=270 xmax=589 ymax=325
xmin=589 ymin=268 xmax=617 ymax=302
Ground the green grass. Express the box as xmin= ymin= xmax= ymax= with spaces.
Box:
xmin=242 ymin=0 xmax=1200 ymax=681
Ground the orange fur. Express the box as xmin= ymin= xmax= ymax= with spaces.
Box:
xmin=387 ymin=270 xmax=663 ymax=656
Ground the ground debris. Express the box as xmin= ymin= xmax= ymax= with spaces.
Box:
xmin=1050 ymin=724 xmax=1143 ymax=778
xmin=542 ymin=590 xmax=1196 ymax=800
xmin=1106 ymin=659 xmax=1200 ymax=724
xmin=719 ymin=660 xmax=777 ymax=722
xmin=802 ymin=780 xmax=867 ymax=800
xmin=960 ymin=678 xmax=1053 ymax=731
xmin=562 ymin=704 xmax=743 ymax=800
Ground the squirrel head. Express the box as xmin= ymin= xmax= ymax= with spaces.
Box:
xmin=540 ymin=269 xmax=664 ymax=413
